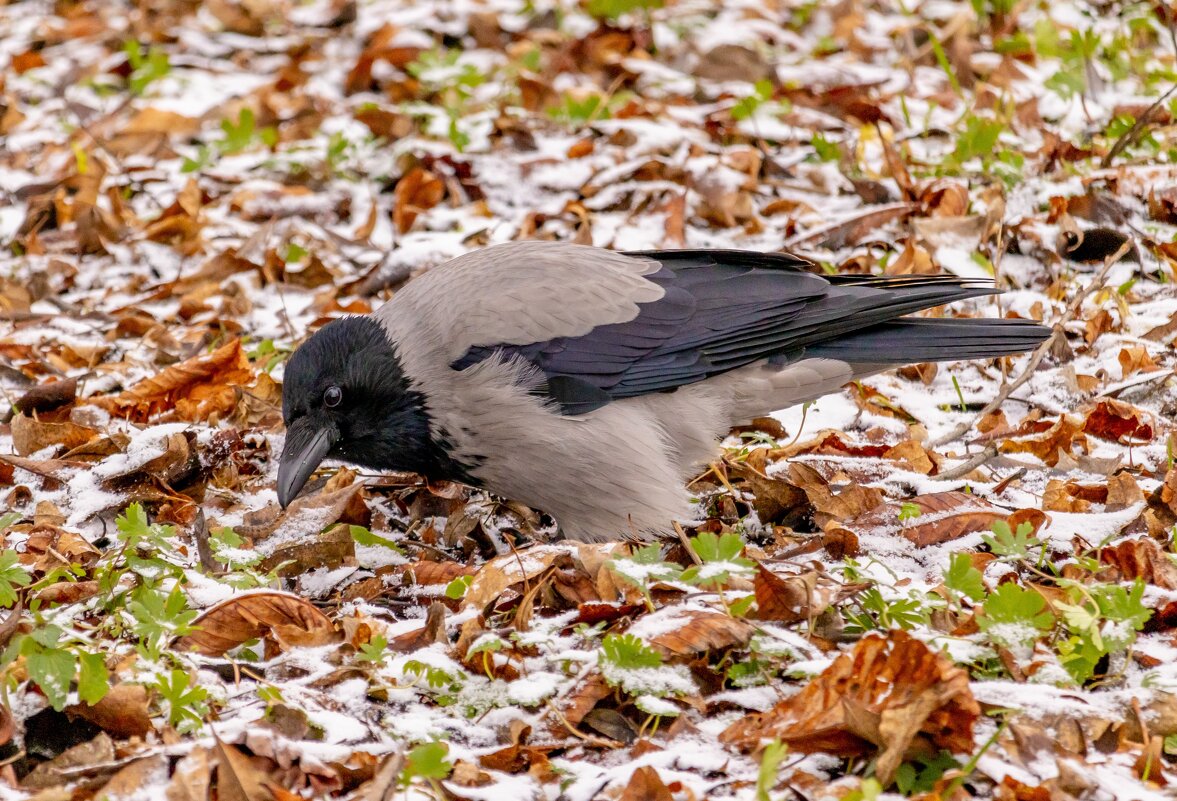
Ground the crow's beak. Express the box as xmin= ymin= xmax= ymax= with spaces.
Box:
xmin=277 ymin=419 xmax=337 ymax=509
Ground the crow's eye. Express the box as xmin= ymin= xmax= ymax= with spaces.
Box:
xmin=323 ymin=385 xmax=343 ymax=408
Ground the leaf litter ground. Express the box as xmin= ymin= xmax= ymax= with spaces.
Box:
xmin=1 ymin=0 xmax=1177 ymax=798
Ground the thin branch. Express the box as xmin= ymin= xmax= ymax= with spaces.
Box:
xmin=935 ymin=444 xmax=998 ymax=480
xmin=932 ymin=239 xmax=1132 ymax=447
xmin=1101 ymin=84 xmax=1177 ymax=168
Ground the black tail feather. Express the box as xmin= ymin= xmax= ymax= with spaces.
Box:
xmin=804 ymin=318 xmax=1051 ymax=363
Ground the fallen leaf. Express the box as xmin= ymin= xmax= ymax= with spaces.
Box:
xmin=1098 ymin=538 xmax=1177 ymax=589
xmin=646 ymin=608 xmax=754 ymax=658
xmin=720 ymin=630 xmax=979 ymax=785
xmin=999 ymin=415 xmax=1084 ymax=466
xmin=11 ymin=412 xmax=98 ymax=456
xmin=67 ymin=683 xmax=152 ymax=739
xmin=93 ymin=339 xmax=254 ymax=422
xmin=11 ymin=378 xmax=77 ymax=416
xmin=1082 ymin=400 xmax=1153 ymax=444
xmin=389 ymin=602 xmax=448 ymax=652
xmin=174 ymin=591 xmax=337 ymax=656
xmin=618 ymin=765 xmax=674 ymax=801
xmin=167 ymin=747 xmax=213 ymax=801
xmin=844 ymin=491 xmax=1007 ymax=547
xmin=22 ymin=732 xmax=115 ymax=789
xmin=753 ymin=565 xmax=861 ymax=623
xmin=393 ymin=167 xmax=446 ymax=233
xmin=98 ymin=754 xmax=169 ymax=799
xmin=214 ymin=736 xmax=271 ymax=801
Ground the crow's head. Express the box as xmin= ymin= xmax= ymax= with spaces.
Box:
xmin=277 ymin=316 xmax=433 ymax=507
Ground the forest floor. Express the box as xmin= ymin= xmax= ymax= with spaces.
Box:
xmin=2 ymin=0 xmax=1177 ymax=798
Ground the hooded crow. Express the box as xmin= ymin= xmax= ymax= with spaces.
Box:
xmin=277 ymin=241 xmax=1049 ymax=542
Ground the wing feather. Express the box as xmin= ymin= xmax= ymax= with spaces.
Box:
xmin=389 ymin=243 xmax=1013 ymax=415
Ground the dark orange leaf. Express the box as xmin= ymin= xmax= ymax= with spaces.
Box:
xmin=175 ymin=591 xmax=337 ymax=656
xmin=721 ymin=630 xmax=979 ymax=785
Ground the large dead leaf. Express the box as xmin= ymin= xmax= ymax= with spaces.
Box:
xmin=1081 ymin=400 xmax=1154 ymax=444
xmin=641 ymin=608 xmax=754 ymax=658
xmin=93 ymin=339 xmax=254 ymax=422
xmin=167 ymin=747 xmax=213 ymax=801
xmin=844 ymin=491 xmax=1007 ymax=547
xmin=786 ymin=462 xmax=886 ymax=528
xmin=22 ymin=732 xmax=115 ymax=789
xmin=174 ymin=591 xmax=337 ymax=656
xmin=720 ymin=630 xmax=979 ymax=785
xmin=998 ymin=416 xmax=1084 ymax=467
xmin=393 ymin=167 xmax=446 ymax=233
xmin=754 ymin=565 xmax=865 ymax=623
xmin=1097 ymin=538 xmax=1177 ymax=589
xmin=11 ymin=411 xmax=98 ymax=456
xmin=462 ymin=545 xmax=573 ymax=611
xmin=619 ymin=765 xmax=674 ymax=801
xmin=214 ymin=736 xmax=271 ymax=801
xmin=67 ymin=684 xmax=152 ymax=738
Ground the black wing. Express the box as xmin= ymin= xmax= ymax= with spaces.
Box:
xmin=452 ymin=250 xmax=1005 ymax=414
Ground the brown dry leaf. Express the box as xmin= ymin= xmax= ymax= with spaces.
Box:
xmin=920 ymin=179 xmax=969 ymax=217
xmin=405 ymin=560 xmax=478 ymax=586
xmin=998 ymin=415 xmax=1083 ymax=467
xmin=1160 ymin=466 xmax=1177 ymax=515
xmin=1081 ymin=399 xmax=1154 ymax=444
xmin=214 ymin=736 xmax=271 ymax=801
xmin=883 ymin=439 xmax=940 ymax=475
xmin=462 ymin=546 xmax=570 ymax=611
xmin=393 ymin=167 xmax=446 ymax=233
xmin=11 ymin=49 xmax=45 ymax=74
xmin=67 ymin=683 xmax=152 ymax=738
xmin=22 ymin=732 xmax=115 ymax=789
xmin=101 ymin=431 xmax=194 ymax=486
xmin=11 ymin=378 xmax=77 ymax=415
xmin=1098 ymin=539 xmax=1177 ymax=589
xmin=753 ymin=565 xmax=850 ymax=623
xmin=98 ymin=754 xmax=169 ymax=799
xmin=720 ymin=630 xmax=979 ymax=785
xmin=1043 ymin=480 xmax=1097 ymax=513
xmin=0 ymin=454 xmax=85 ymax=489
xmin=206 ymin=0 xmax=269 ymax=35
xmin=787 ymin=463 xmax=886 ymax=529
xmin=1143 ymin=309 xmax=1177 ymax=344
xmin=646 ymin=608 xmax=754 ymax=658
xmin=175 ymin=591 xmax=337 ymax=656
xmin=1118 ymin=345 xmax=1161 ymax=377
xmin=848 ymin=491 xmax=1007 ymax=547
xmin=546 ymin=672 xmax=612 ymax=735
xmin=389 ymin=602 xmax=448 ymax=652
xmin=260 ymin=521 xmax=355 ymax=576
xmin=885 ymin=238 xmax=937 ymax=275
xmin=94 ymin=339 xmax=254 ymax=422
xmin=22 ymin=524 xmax=101 ymax=574
xmin=167 ymin=747 xmax=213 ymax=801
xmin=1084 ymin=308 xmax=1115 ymax=345
xmin=1105 ymin=472 xmax=1144 ymax=511
xmin=618 ymin=765 xmax=674 ymax=801
xmin=11 ymin=412 xmax=98 ymax=456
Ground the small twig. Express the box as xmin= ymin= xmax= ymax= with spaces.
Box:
xmin=935 ymin=444 xmax=998 ymax=481
xmin=991 ymin=466 xmax=1028 ymax=495
xmin=544 ymin=701 xmax=624 ymax=749
xmin=932 ymin=239 xmax=1132 ymax=446
xmin=673 ymin=521 xmax=702 ymax=565
xmin=191 ymin=508 xmax=217 ymax=573
xmin=1101 ymin=84 xmax=1177 ymax=168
